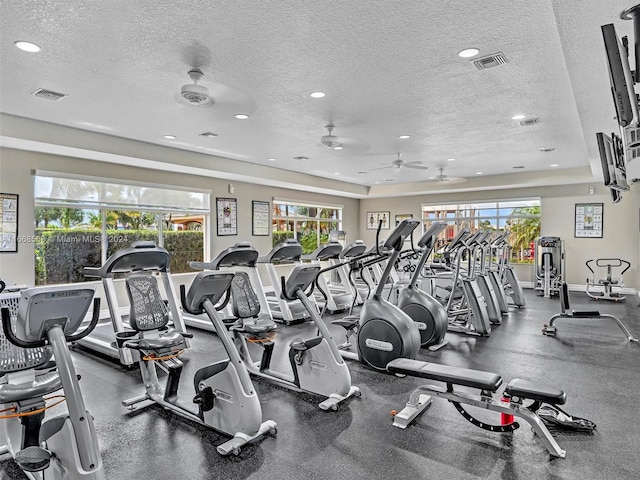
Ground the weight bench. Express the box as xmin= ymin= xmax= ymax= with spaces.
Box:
xmin=387 ymin=358 xmax=568 ymax=458
xmin=542 ymin=283 xmax=638 ymax=342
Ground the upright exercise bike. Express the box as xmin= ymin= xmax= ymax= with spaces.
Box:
xmin=0 ymin=285 xmax=104 ymax=479
xmin=119 ymin=270 xmax=277 ymax=455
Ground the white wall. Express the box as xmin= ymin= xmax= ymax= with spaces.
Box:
xmin=359 ymin=184 xmax=640 ymax=289
xmin=0 ymin=148 xmax=359 ymax=286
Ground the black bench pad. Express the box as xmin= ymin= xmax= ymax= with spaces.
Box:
xmin=571 ymin=310 xmax=601 ymax=318
xmin=387 ymin=358 xmax=503 ymax=391
xmin=506 ymin=378 xmax=566 ymax=405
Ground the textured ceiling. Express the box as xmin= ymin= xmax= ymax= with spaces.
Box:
xmin=0 ymin=0 xmax=636 ymax=197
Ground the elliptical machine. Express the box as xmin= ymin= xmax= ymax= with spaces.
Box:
xmin=0 ymin=285 xmax=105 ymax=479
xmin=395 ymin=221 xmax=449 ymax=350
xmin=191 ymin=258 xmax=360 ymax=411
xmin=332 ymin=219 xmax=422 ymax=371
xmin=119 ymin=270 xmax=277 ymax=455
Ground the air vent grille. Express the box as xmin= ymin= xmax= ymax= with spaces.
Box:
xmin=518 ymin=118 xmax=540 ymax=127
xmin=472 ymin=52 xmax=508 ymax=70
xmin=31 ymin=88 xmax=67 ymax=101
xmin=294 ymin=156 xmax=309 ymax=161
xmin=513 ymin=165 xmax=525 ymax=169
xmin=198 ymin=131 xmax=219 ymax=138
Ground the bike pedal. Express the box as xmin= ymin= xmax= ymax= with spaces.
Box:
xmin=15 ymin=446 xmax=51 ymax=472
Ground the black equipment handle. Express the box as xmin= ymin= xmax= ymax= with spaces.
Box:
xmin=280 ymin=275 xmax=314 ymax=302
xmin=0 ymin=279 xmax=5 ymax=294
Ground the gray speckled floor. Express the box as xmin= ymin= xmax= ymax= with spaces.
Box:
xmin=2 ymin=289 xmax=639 ymax=479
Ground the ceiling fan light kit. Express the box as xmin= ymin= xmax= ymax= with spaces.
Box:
xmin=180 ymin=69 xmax=213 ymax=105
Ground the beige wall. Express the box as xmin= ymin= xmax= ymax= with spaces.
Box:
xmin=359 ymin=184 xmax=640 ymax=289
xmin=3 ymin=146 xmax=639 ymax=291
xmin=0 ymin=148 xmax=359 ymax=286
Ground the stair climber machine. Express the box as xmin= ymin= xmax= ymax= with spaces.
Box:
xmin=0 ymin=285 xmax=105 ymax=479
xmin=118 ymin=270 xmax=277 ymax=455
xmin=302 ymin=240 xmax=354 ymax=313
xmin=481 ymin=232 xmax=510 ymax=315
xmin=534 ymin=236 xmax=565 ymax=299
xmin=394 ymin=221 xmax=449 ymax=351
xmin=189 ymin=260 xmax=360 ymax=411
xmin=190 ymin=242 xmax=274 ymax=328
xmin=493 ymin=231 xmax=526 ymax=307
xmin=81 ymin=241 xmax=191 ymax=366
xmin=330 ymin=219 xmax=422 ymax=371
xmin=257 ymin=239 xmax=315 ymax=324
xmin=430 ymin=229 xmax=492 ymax=336
xmin=468 ymin=230 xmax=504 ymax=326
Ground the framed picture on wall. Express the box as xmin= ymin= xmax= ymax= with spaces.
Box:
xmin=366 ymin=211 xmax=390 ymax=230
xmin=217 ymin=197 xmax=237 ymax=236
xmin=252 ymin=200 xmax=270 ymax=236
xmin=0 ymin=193 xmax=18 ymax=252
xmin=574 ymin=203 xmax=603 ymax=238
xmin=395 ymin=213 xmax=413 ymax=226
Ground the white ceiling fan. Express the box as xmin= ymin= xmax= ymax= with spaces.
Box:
xmin=175 ymin=68 xmax=257 ymax=116
xmin=369 ymin=153 xmax=428 ymax=174
xmin=430 ymin=167 xmax=466 ymax=184
xmin=319 ymin=123 xmax=370 ymax=152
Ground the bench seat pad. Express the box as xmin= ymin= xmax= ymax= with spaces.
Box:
xmin=387 ymin=358 xmax=502 ymax=391
xmin=506 ymin=378 xmax=566 ymax=405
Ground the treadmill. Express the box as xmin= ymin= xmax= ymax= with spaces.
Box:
xmin=81 ymin=241 xmax=190 ymax=366
xmin=257 ymin=239 xmax=315 ymax=324
xmin=302 ymin=240 xmax=354 ymax=313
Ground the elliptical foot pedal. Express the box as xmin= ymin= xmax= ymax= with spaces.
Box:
xmin=15 ymin=446 xmax=51 ymax=472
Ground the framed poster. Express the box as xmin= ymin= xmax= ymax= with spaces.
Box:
xmin=574 ymin=203 xmax=603 ymax=238
xmin=395 ymin=213 xmax=413 ymax=226
xmin=366 ymin=211 xmax=390 ymax=230
xmin=216 ymin=197 xmax=237 ymax=236
xmin=252 ymin=200 xmax=270 ymax=236
xmin=0 ymin=193 xmax=18 ymax=252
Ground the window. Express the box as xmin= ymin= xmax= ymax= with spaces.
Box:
xmin=34 ymin=174 xmax=210 ymax=285
xmin=421 ymin=198 xmax=540 ymax=262
xmin=272 ymin=200 xmax=342 ymax=254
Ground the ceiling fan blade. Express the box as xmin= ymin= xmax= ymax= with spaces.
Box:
xmin=405 ymin=161 xmax=424 ymax=166
xmin=406 ymin=165 xmax=429 ymax=170
xmin=369 ymin=166 xmax=393 ymax=171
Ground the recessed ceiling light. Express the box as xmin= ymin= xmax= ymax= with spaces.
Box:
xmin=447 ymin=158 xmax=456 ymax=162
xmin=537 ymin=146 xmax=555 ymax=152
xmin=458 ymin=48 xmax=479 ymax=58
xmin=334 ymin=172 xmax=341 ymax=175
xmin=398 ymin=135 xmax=411 ymax=139
xmin=268 ymin=158 xmax=276 ymax=162
xmin=235 ymin=114 xmax=249 ymax=120
xmin=550 ymin=164 xmax=559 ymax=167
xmin=163 ymin=135 xmax=176 ymax=139
xmin=310 ymin=91 xmax=325 ymax=98
xmin=511 ymin=114 xmax=526 ymax=120
xmin=476 ymin=172 xmax=483 ymax=175
xmin=385 ymin=179 xmax=395 ymax=182
xmin=428 ymin=176 xmax=435 ymax=180
xmin=375 ymin=181 xmax=381 ymax=184
xmin=14 ymin=41 xmax=40 ymax=52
